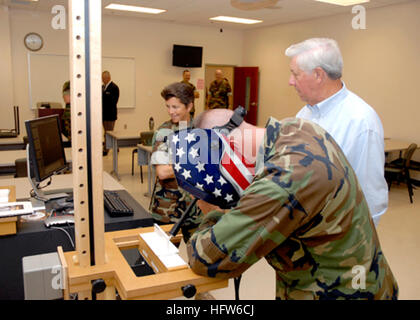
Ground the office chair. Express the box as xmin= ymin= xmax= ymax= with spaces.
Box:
xmin=385 ymin=143 xmax=418 ymax=203
xmin=131 ymin=131 xmax=154 ymax=183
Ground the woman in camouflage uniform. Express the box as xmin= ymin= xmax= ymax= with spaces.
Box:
xmin=149 ymin=82 xmax=202 ymax=242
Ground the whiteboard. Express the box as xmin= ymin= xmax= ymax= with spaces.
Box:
xmin=28 ymin=53 xmax=136 ymax=109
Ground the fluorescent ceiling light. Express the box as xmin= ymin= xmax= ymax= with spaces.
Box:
xmin=210 ymin=16 xmax=263 ymax=25
xmin=105 ymin=4 xmax=166 ymax=14
xmin=315 ymin=0 xmax=370 ymax=6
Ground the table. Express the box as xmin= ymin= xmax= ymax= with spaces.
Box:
xmin=0 ymin=135 xmax=26 ymax=151
xmin=105 ymin=131 xmax=142 ymax=180
xmin=384 ymin=138 xmax=413 ymax=153
xmin=0 ymin=172 xmax=154 ymax=300
xmin=0 ymin=171 xmax=122 ymax=200
xmin=0 ymin=148 xmax=72 ymax=176
xmin=137 ymin=144 xmax=155 ymax=197
xmin=0 ymin=134 xmax=69 ymax=151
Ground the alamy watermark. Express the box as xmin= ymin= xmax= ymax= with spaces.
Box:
xmin=352 ymin=265 xmax=366 ymax=290
xmin=51 ymin=5 xmax=367 ymax=31
xmin=352 ymin=5 xmax=367 ymax=30
xmin=51 ymin=5 xmax=66 ymax=30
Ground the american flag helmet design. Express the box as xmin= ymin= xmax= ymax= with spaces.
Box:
xmin=169 ymin=128 xmax=255 ymax=209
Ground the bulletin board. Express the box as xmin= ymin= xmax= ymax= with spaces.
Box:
xmin=27 ymin=53 xmax=136 ymax=109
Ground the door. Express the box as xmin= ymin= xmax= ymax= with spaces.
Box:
xmin=233 ymin=67 xmax=259 ymax=125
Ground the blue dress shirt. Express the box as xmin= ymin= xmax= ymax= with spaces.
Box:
xmin=296 ymin=82 xmax=388 ymax=225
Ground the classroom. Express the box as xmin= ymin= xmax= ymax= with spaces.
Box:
xmin=0 ymin=0 xmax=419 ymax=302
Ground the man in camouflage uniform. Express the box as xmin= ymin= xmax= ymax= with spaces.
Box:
xmin=185 ymin=109 xmax=398 ymax=300
xmin=207 ymin=69 xmax=232 ymax=109
xmin=149 ymin=82 xmax=203 ymax=242
xmin=61 ymin=80 xmax=71 ymax=141
xmin=180 ymin=70 xmax=199 ymax=118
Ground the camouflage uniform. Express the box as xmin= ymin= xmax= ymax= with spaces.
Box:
xmin=149 ymin=120 xmax=203 ymax=242
xmin=61 ymin=103 xmax=71 ymax=141
xmin=186 ymin=117 xmax=398 ymax=300
xmin=62 ymin=81 xmax=71 ymax=141
xmin=208 ymin=78 xmax=232 ymax=109
xmin=180 ymin=80 xmax=196 ymax=117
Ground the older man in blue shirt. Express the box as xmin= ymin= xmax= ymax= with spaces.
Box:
xmin=286 ymin=38 xmax=388 ymax=226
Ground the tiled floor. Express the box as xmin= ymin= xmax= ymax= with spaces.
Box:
xmin=103 ymin=148 xmax=419 ymax=300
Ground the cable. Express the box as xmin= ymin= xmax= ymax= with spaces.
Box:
xmin=234 ymin=275 xmax=242 ymax=300
xmin=51 ymin=226 xmax=75 ymax=249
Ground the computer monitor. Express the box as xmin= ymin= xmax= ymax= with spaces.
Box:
xmin=25 ymin=115 xmax=68 ymax=200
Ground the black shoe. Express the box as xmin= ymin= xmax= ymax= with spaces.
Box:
xmin=103 ymin=150 xmax=108 ymax=156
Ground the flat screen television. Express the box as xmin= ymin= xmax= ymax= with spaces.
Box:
xmin=172 ymin=44 xmax=203 ymax=68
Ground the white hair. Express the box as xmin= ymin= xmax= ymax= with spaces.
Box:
xmin=285 ymin=38 xmax=343 ymax=80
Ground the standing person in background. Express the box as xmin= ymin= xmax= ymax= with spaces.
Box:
xmin=102 ymin=70 xmax=120 ymax=156
xmin=180 ymin=69 xmax=199 ymax=118
xmin=61 ymin=80 xmax=71 ymax=141
xmin=286 ymin=38 xmax=388 ymax=226
xmin=207 ymin=69 xmax=232 ymax=109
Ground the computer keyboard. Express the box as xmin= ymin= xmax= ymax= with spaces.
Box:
xmin=104 ymin=190 xmax=134 ymax=217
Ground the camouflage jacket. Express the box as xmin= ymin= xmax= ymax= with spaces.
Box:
xmin=186 ymin=117 xmax=398 ymax=300
xmin=149 ymin=120 xmax=202 ymax=240
xmin=62 ymin=103 xmax=71 ymax=141
xmin=208 ymin=79 xmax=231 ymax=109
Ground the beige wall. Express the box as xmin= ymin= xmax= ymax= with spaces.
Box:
xmin=242 ymin=0 xmax=420 ymax=149
xmin=3 ymin=8 xmax=244 ymax=131
xmin=0 ymin=6 xmax=15 ymax=127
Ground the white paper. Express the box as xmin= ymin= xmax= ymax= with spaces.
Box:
xmin=140 ymin=225 xmax=187 ymax=269
xmin=0 ymin=189 xmax=10 ymax=203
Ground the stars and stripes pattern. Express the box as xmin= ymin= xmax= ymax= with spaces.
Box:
xmin=170 ymin=128 xmax=255 ymax=209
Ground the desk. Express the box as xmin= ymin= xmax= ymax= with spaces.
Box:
xmin=137 ymin=144 xmax=155 ymax=197
xmin=0 ymin=148 xmax=72 ymax=176
xmin=384 ymin=138 xmax=412 ymax=153
xmin=0 ymin=172 xmax=154 ymax=299
xmin=105 ymin=131 xmax=142 ymax=180
xmin=0 ymin=171 xmax=121 ymax=200
xmin=0 ymin=135 xmax=26 ymax=151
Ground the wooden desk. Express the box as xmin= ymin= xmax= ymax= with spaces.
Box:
xmin=105 ymin=131 xmax=142 ymax=180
